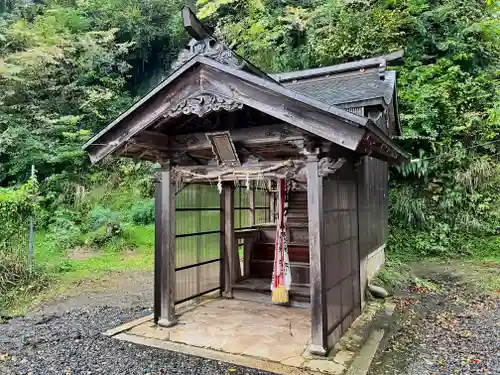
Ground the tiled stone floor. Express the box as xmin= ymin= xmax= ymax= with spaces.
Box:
xmin=128 ymin=299 xmax=311 ymax=363
xmin=110 ymin=298 xmax=373 ymax=374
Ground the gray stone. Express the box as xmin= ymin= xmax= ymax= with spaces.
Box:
xmin=333 ymin=350 xmax=355 ymax=365
xmin=368 ymin=285 xmax=389 ymax=298
xmin=304 ymin=359 xmax=346 ymax=374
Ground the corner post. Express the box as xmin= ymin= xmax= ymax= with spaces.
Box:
xmin=306 ymin=151 xmax=327 ymax=355
xmin=154 ymin=162 xmax=177 ymax=327
xmin=221 ymin=182 xmax=235 ymax=297
xmin=249 ymin=181 xmax=255 ymax=227
xmin=269 ymin=179 xmax=276 ymax=222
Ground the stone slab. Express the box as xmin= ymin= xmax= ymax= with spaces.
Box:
xmin=106 ymin=298 xmax=389 ymax=375
xmin=115 ymin=332 xmax=319 ymax=375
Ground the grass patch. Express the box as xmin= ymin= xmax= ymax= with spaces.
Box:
xmin=468 ymin=236 xmax=500 ymax=262
xmin=32 ymin=224 xmax=155 ymax=276
xmin=445 ymin=260 xmax=500 ymax=295
xmin=373 ymin=260 xmax=413 ymax=293
xmin=377 ymin=258 xmax=500 ymax=298
xmin=1 ymin=225 xmax=157 ymax=314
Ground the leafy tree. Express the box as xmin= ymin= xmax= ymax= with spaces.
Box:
xmin=200 ymin=0 xmax=500 ymax=256
xmin=76 ymin=0 xmax=188 ymax=94
xmin=0 ymin=5 xmax=132 ymax=184
xmin=0 ymin=0 xmax=498 ymax=261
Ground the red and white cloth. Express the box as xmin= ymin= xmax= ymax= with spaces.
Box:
xmin=271 ymin=179 xmax=292 ymax=292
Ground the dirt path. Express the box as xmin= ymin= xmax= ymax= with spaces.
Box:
xmin=369 ymin=262 xmax=500 ymax=375
xmin=2 ymin=263 xmax=498 ymax=375
xmin=0 ymin=271 xmax=271 ymax=375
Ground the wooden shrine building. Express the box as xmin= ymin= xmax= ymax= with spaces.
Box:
xmin=84 ymin=8 xmax=407 ymax=355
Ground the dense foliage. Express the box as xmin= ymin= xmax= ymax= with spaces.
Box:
xmin=0 ymin=0 xmax=498 ymax=300
xmin=198 ymin=0 xmax=500 ymax=258
xmin=0 ymin=177 xmax=44 ymax=299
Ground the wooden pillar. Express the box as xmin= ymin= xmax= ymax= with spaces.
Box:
xmin=221 ymin=182 xmax=235 ymax=297
xmin=242 ymin=236 xmax=253 ymax=278
xmin=249 ymin=181 xmax=255 ymax=227
xmin=357 ymin=157 xmax=367 ymax=308
xmin=306 ymin=153 xmax=327 ymax=355
xmin=269 ymin=179 xmax=276 ymax=222
xmin=154 ymin=164 xmax=177 ymax=327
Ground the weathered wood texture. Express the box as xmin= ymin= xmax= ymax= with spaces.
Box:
xmin=287 ymin=191 xmax=308 ymax=227
xmin=154 ymin=167 xmax=177 ymax=327
xmin=232 ymin=279 xmax=310 ymax=308
xmin=200 ymin=66 xmax=366 ymax=151
xmin=357 ymin=156 xmax=389 ymax=259
xmin=366 ymin=108 xmax=389 ymax=135
xmin=247 ymin=189 xmax=310 ymax=286
xmin=222 ymin=183 xmax=237 ymax=297
xmin=322 ymin=161 xmax=360 ymax=348
xmin=249 ymin=259 xmax=310 ymax=285
xmin=235 ymin=228 xmax=259 ymax=279
xmin=86 ymin=58 xmax=406 ymax=165
xmin=87 ymin=65 xmax=202 ymax=163
xmin=306 ymin=155 xmax=327 ymax=355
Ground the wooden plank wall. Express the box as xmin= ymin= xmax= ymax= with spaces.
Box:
xmin=287 ymin=190 xmax=309 ymax=243
xmin=321 ymin=162 xmax=361 ymax=347
xmin=357 ymin=156 xmax=389 ymax=259
xmin=249 ymin=189 xmax=310 ymax=286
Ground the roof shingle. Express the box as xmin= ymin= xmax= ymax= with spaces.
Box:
xmin=279 ymin=70 xmax=395 ymax=107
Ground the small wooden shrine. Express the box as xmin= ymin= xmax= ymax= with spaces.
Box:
xmin=84 ymin=7 xmax=408 ymax=355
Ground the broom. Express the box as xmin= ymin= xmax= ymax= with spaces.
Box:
xmin=271 ymin=179 xmax=290 ymax=304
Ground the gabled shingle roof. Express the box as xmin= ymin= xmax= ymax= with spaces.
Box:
xmin=280 ymin=70 xmax=396 ymax=107
xmin=270 ymin=51 xmax=403 ymax=136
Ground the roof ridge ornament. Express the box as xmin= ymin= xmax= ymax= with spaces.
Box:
xmin=171 ymin=7 xmax=246 ymax=71
xmin=163 ymin=92 xmax=244 ymax=119
xmin=378 ymin=58 xmax=387 ymax=81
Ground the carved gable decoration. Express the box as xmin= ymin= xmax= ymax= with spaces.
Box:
xmin=172 ymin=38 xmax=245 ymax=71
xmin=163 ymin=92 xmax=244 ymax=119
xmin=170 ymin=7 xmax=246 ymax=71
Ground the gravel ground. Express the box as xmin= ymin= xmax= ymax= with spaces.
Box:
xmin=0 ymin=272 xmax=273 ymax=375
xmin=369 ymin=268 xmax=500 ymax=375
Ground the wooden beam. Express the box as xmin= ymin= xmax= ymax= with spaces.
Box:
xmin=85 ymin=65 xmax=201 ymax=163
xmin=272 ymin=49 xmax=404 ymax=83
xmin=181 ymin=6 xmax=212 ymax=41
xmin=170 ymin=124 xmax=305 ymax=151
xmin=221 ymin=182 xmax=235 ymax=297
xmin=173 ymin=159 xmax=306 ymax=183
xmin=306 ymin=152 xmax=327 ymax=355
xmin=181 ymin=173 xmax=293 ymax=183
xmin=243 ymin=237 xmax=253 ymax=278
xmin=199 ymin=66 xmax=366 ymax=151
xmin=133 ymin=131 xmax=170 ymax=151
xmin=154 ymin=164 xmax=177 ymax=327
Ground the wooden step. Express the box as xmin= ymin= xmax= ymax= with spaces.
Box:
xmin=233 ymin=278 xmax=310 ymax=296
xmin=258 ymin=226 xmax=309 ymax=244
xmin=250 ymin=260 xmax=310 ymax=285
xmin=232 ymin=278 xmax=310 ymax=306
xmin=252 ymin=242 xmax=309 ymax=262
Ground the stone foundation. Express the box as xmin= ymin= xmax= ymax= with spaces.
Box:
xmin=359 ymin=244 xmax=386 ymax=306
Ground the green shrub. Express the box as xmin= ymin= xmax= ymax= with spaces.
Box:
xmin=81 ymin=221 xmax=141 ymax=253
xmin=0 ymin=180 xmax=38 ymax=251
xmin=388 ymin=223 xmax=500 ymax=261
xmin=0 ymin=180 xmax=49 ymax=311
xmin=0 ymin=249 xmax=50 ymax=297
xmin=373 ymin=260 xmax=413 ymax=293
xmin=87 ymin=205 xmax=121 ymax=231
xmin=46 ymin=212 xmax=83 ymax=250
xmin=84 ymin=222 xmax=120 ymax=247
xmin=130 ymin=200 xmax=155 ymax=225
